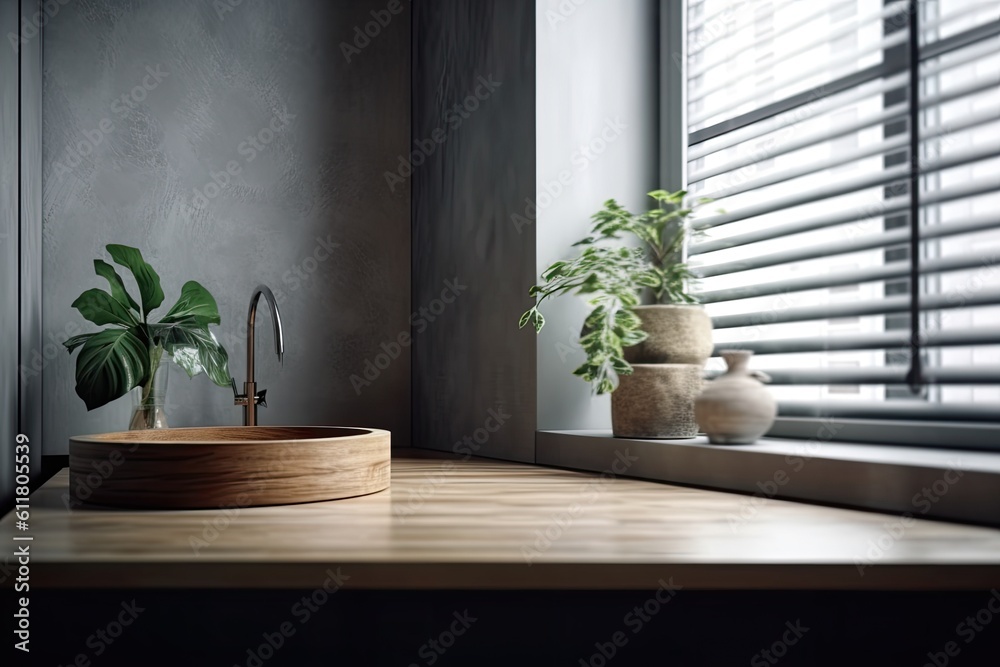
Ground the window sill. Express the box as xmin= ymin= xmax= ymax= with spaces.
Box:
xmin=535 ymin=430 xmax=1000 ymax=526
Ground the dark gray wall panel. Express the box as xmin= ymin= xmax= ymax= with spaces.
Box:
xmin=412 ymin=0 xmax=536 ymax=461
xmin=41 ymin=0 xmax=410 ymax=452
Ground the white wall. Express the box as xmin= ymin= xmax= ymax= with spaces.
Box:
xmin=535 ymin=0 xmax=660 ymax=430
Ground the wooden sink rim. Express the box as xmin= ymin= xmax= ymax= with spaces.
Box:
xmin=68 ymin=426 xmax=391 ymax=509
xmin=71 ymin=426 xmax=383 ymax=446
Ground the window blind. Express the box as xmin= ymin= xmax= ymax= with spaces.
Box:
xmin=685 ymin=0 xmax=1000 ymax=430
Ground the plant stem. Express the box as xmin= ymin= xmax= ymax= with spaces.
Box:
xmin=140 ymin=344 xmax=164 ymax=407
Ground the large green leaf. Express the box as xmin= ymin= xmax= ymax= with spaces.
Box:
xmin=106 ymin=244 xmax=165 ymax=319
xmin=152 ymin=320 xmax=230 ymax=387
xmin=159 ymin=281 xmax=222 ymax=325
xmin=94 ymin=259 xmax=141 ymax=313
xmin=74 ymin=328 xmax=149 ymax=410
xmin=71 ymin=288 xmax=138 ymax=327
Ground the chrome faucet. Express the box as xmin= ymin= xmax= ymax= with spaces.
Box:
xmin=232 ymin=285 xmax=284 ymax=426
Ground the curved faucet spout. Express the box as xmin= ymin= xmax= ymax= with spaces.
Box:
xmin=240 ymin=284 xmax=285 ymax=426
xmin=247 ymin=285 xmax=284 ymax=382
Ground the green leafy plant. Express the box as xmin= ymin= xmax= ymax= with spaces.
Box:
xmin=64 ymin=244 xmax=231 ymax=411
xmin=519 ymin=190 xmax=708 ymax=394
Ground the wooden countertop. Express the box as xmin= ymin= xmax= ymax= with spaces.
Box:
xmin=5 ymin=451 xmax=1000 ymax=590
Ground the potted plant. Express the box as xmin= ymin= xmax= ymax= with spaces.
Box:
xmin=519 ymin=190 xmax=713 ymax=438
xmin=63 ymin=244 xmax=231 ymax=430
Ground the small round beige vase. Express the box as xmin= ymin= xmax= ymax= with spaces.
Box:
xmin=612 ymin=364 xmax=704 ymax=439
xmin=695 ymin=350 xmax=776 ymax=445
xmin=623 ymin=304 xmax=714 ymax=365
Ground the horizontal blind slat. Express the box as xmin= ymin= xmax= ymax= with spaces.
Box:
xmin=690 ymin=61 xmax=907 ymax=147
xmin=695 ymin=212 xmax=1000 ymax=282
xmin=706 ymin=367 xmax=1000 ymax=385
xmin=698 ymin=251 xmax=998 ymax=301
xmin=692 ymin=138 xmax=1000 ymax=230
xmin=699 ymin=134 xmax=910 ymax=202
xmin=711 ymin=287 xmax=1000 ymax=329
xmin=696 ymin=206 xmax=1000 ymax=272
xmin=691 ymin=87 xmax=999 ymax=188
xmin=689 ymin=72 xmax=908 ymax=159
xmin=696 ymin=162 xmax=909 ymax=229
xmin=689 ymin=179 xmax=1000 ymax=255
xmin=689 ymin=102 xmax=909 ymax=184
xmin=921 ymin=17 xmax=1000 ymax=59
xmin=715 ymin=327 xmax=1000 ymax=354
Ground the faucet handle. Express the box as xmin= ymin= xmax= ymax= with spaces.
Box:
xmin=256 ymin=389 xmax=267 ymax=408
xmin=231 ymin=377 xmax=249 ymax=406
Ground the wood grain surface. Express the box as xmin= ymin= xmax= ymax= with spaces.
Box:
xmin=411 ymin=0 xmax=537 ymax=463
xmin=68 ymin=427 xmax=390 ymax=509
xmin=5 ymin=452 xmax=1000 ymax=589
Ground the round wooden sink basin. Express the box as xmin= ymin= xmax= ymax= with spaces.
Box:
xmin=69 ymin=426 xmax=390 ymax=509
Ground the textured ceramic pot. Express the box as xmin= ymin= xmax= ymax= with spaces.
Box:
xmin=695 ymin=350 xmax=776 ymax=445
xmin=623 ymin=304 xmax=714 ymax=365
xmin=612 ymin=364 xmax=704 ymax=439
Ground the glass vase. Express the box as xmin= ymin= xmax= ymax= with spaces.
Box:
xmin=128 ymin=346 xmax=169 ymax=430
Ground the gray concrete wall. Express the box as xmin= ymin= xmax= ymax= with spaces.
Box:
xmin=1 ymin=0 xmax=19 ymax=508
xmin=535 ymin=0 xmax=660 ymax=431
xmin=41 ymin=0 xmax=411 ymax=453
xmin=411 ymin=0 xmax=537 ymax=461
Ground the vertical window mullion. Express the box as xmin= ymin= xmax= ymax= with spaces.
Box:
xmin=905 ymin=0 xmax=924 ymax=393
xmin=883 ymin=0 xmax=918 ymax=400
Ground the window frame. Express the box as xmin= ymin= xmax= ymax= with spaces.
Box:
xmin=666 ymin=0 xmax=1000 ymax=450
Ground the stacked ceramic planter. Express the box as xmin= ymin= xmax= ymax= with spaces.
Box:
xmin=611 ymin=305 xmax=714 ymax=439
